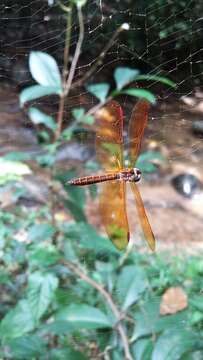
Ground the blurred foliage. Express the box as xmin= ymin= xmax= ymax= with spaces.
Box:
xmin=0 ymin=200 xmax=203 ymax=358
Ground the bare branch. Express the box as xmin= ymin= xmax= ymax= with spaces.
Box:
xmin=55 ymin=5 xmax=84 ymax=140
xmin=64 ymin=6 xmax=84 ymax=96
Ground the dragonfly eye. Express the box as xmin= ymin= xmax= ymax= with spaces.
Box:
xmin=133 ymin=168 xmax=142 ymax=182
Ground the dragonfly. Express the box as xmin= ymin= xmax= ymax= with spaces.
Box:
xmin=68 ymin=99 xmax=155 ymax=251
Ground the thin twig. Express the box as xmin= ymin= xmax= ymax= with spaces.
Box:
xmin=61 ymin=259 xmax=133 ymax=360
xmin=55 ymin=5 xmax=84 ymax=140
xmin=64 ymin=6 xmax=84 ymax=97
xmin=62 ymin=7 xmax=72 ymax=82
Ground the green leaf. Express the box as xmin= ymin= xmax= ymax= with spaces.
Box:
xmin=28 ymin=107 xmax=57 ymax=131
xmin=20 ymin=85 xmax=62 ymax=106
xmin=56 ymin=304 xmax=113 ymax=329
xmin=114 ymin=67 xmax=139 ymax=90
xmin=190 ymin=295 xmax=203 ymax=312
xmin=29 ymin=244 xmax=60 ymax=267
xmin=135 ymin=74 xmax=176 ymax=88
xmin=87 ymin=83 xmax=110 ymax=103
xmin=132 ymin=338 xmax=153 ymax=360
xmin=28 ymin=223 xmax=56 ymax=242
xmin=6 ymin=335 xmax=46 ymax=359
xmin=0 ymin=300 xmax=35 ymax=341
xmin=41 ymin=320 xmax=76 ymax=335
xmin=62 ymin=222 xmax=118 ymax=253
xmin=27 ymin=271 xmax=58 ymax=321
xmin=152 ymin=329 xmax=202 ymax=360
xmin=120 ymin=88 xmax=156 ymax=104
xmin=64 ymin=199 xmax=86 ymax=222
xmin=132 ymin=299 xmax=188 ymax=341
xmin=72 ymin=108 xmax=95 ymax=125
xmin=136 ymin=151 xmax=165 ymax=173
xmin=72 ymin=107 xmax=85 ymax=121
xmin=116 ymin=265 xmax=148 ymax=310
xmin=29 ymin=51 xmax=62 ymax=87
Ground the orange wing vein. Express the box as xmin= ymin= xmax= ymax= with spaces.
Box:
xmin=95 ymin=100 xmax=129 ymax=250
xmin=128 ymin=100 xmax=150 ymax=166
xmin=130 ymin=182 xmax=155 ymax=251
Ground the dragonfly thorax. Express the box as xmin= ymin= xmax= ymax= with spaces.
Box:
xmin=118 ymin=168 xmax=141 ymax=182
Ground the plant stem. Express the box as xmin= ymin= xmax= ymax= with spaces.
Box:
xmin=61 ymin=259 xmax=133 ymax=360
xmin=55 ymin=5 xmax=84 ymax=141
xmin=63 ymin=6 xmax=72 ymax=82
xmin=64 ymin=6 xmax=84 ymax=97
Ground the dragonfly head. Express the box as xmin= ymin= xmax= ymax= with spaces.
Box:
xmin=132 ymin=168 xmax=142 ymax=182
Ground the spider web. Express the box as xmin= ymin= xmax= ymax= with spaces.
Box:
xmin=0 ymin=0 xmax=202 ymax=91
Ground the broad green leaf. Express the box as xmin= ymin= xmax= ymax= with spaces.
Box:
xmin=152 ymin=329 xmax=202 ymax=360
xmin=28 ymin=107 xmax=57 ymax=131
xmin=20 ymin=85 xmax=62 ymax=106
xmin=29 ymin=51 xmax=62 ymax=87
xmin=120 ymin=88 xmax=156 ymax=104
xmin=6 ymin=335 xmax=46 ymax=359
xmin=190 ymin=295 xmax=203 ymax=312
xmin=136 ymin=151 xmax=165 ymax=173
xmin=41 ymin=320 xmax=76 ymax=335
xmin=135 ymin=74 xmax=176 ymax=88
xmin=72 ymin=107 xmax=85 ymax=121
xmin=132 ymin=299 xmax=188 ymax=341
xmin=61 ymin=127 xmax=74 ymax=140
xmin=132 ymin=338 xmax=153 ymax=360
xmin=62 ymin=222 xmax=118 ymax=253
xmin=116 ymin=265 xmax=148 ymax=310
xmin=114 ymin=67 xmax=139 ymax=90
xmin=56 ymin=304 xmax=113 ymax=329
xmin=27 ymin=271 xmax=58 ymax=321
xmin=0 ymin=300 xmax=35 ymax=341
xmin=28 ymin=223 xmax=56 ymax=242
xmin=29 ymin=243 xmax=60 ymax=268
xmin=64 ymin=199 xmax=86 ymax=222
xmin=71 ymin=108 xmax=94 ymax=125
xmin=87 ymin=83 xmax=110 ymax=103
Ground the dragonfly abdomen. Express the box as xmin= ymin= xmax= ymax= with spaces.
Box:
xmin=67 ymin=173 xmax=119 ymax=186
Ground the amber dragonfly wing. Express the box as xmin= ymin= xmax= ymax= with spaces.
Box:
xmin=128 ymin=99 xmax=150 ymax=166
xmin=130 ymin=182 xmax=155 ymax=251
xmin=95 ymin=101 xmax=129 ymax=250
